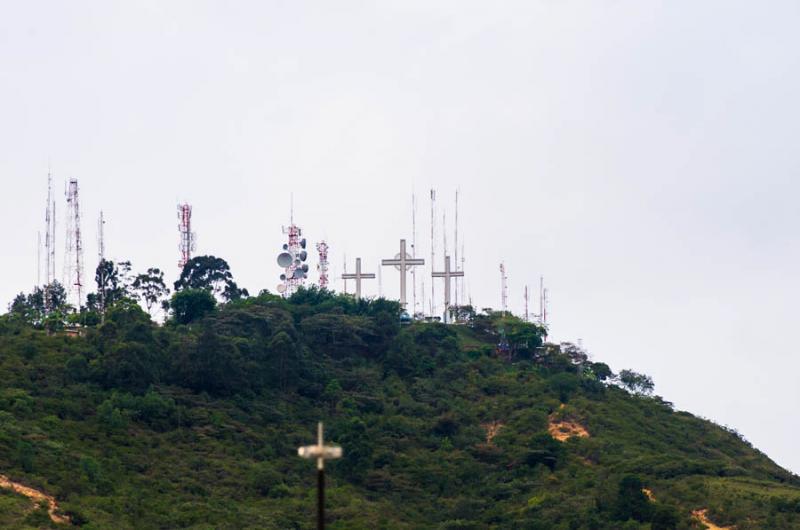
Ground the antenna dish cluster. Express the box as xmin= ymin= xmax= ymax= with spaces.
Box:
xmin=277 ymin=223 xmax=307 ymax=296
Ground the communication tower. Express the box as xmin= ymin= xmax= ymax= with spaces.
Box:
xmin=64 ymin=179 xmax=85 ymax=310
xmin=177 ymin=204 xmax=196 ymax=269
xmin=316 ymin=241 xmax=329 ymax=289
xmin=44 ymin=171 xmax=56 ymax=286
xmin=500 ymin=262 xmax=508 ymax=313
xmin=276 ymin=205 xmax=308 ymax=297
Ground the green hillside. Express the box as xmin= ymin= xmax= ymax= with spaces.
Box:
xmin=1 ymin=288 xmax=798 ymax=529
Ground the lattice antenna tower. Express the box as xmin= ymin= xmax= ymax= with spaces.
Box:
xmin=411 ymin=193 xmax=417 ymax=315
xmin=276 ymin=199 xmax=308 ymax=297
xmin=524 ymin=285 xmax=529 ymax=322
xmin=63 ymin=179 xmax=85 ymax=310
xmin=316 ymin=241 xmax=330 ymax=289
xmin=430 ymin=189 xmax=436 ymax=317
xmin=500 ymin=262 xmax=508 ymax=313
xmin=177 ymin=204 xmax=196 ymax=269
xmin=454 ymin=190 xmax=459 ymax=308
xmin=44 ymin=171 xmax=56 ymax=286
xmin=97 ymin=211 xmax=106 ymax=313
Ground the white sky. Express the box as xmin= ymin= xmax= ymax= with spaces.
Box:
xmin=2 ymin=1 xmax=799 ymax=474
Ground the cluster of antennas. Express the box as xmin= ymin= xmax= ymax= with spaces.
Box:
xmin=177 ymin=204 xmax=196 ymax=269
xmin=316 ymin=241 xmax=329 ymax=289
xmin=277 ymin=223 xmax=308 ymax=296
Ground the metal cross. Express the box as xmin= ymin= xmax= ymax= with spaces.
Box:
xmin=341 ymin=257 xmax=375 ymax=300
xmin=431 ymin=255 xmax=464 ymax=323
xmin=298 ymin=422 xmax=342 ymax=530
xmin=381 ymin=239 xmax=425 ymax=309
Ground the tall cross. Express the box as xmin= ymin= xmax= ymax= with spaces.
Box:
xmin=432 ymin=255 xmax=464 ymax=323
xmin=341 ymin=257 xmax=375 ymax=300
xmin=381 ymin=239 xmax=425 ymax=309
xmin=298 ymin=422 xmax=342 ymax=530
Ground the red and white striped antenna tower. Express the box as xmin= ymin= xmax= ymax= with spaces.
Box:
xmin=276 ymin=196 xmax=308 ymax=297
xmin=64 ymin=179 xmax=84 ymax=309
xmin=316 ymin=241 xmax=329 ymax=289
xmin=177 ymin=203 xmax=196 ymax=269
xmin=499 ymin=262 xmax=508 ymax=313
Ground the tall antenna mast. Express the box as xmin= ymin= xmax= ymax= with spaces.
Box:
xmin=499 ymin=262 xmax=508 ymax=313
xmin=64 ymin=179 xmax=84 ymax=310
xmin=316 ymin=241 xmax=329 ymax=289
xmin=454 ymin=190 xmax=459 ymax=308
xmin=430 ymin=189 xmax=436 ymax=317
xmin=177 ymin=203 xmax=196 ymax=269
xmin=277 ymin=200 xmax=308 ymax=297
xmin=524 ymin=285 xmax=529 ymax=322
xmin=412 ymin=193 xmax=417 ymax=315
xmin=44 ymin=171 xmax=55 ymax=286
xmin=343 ymin=254 xmax=348 ymax=293
xmin=97 ymin=211 xmax=106 ymax=314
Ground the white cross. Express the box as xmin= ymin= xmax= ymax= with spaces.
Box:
xmin=298 ymin=422 xmax=342 ymax=471
xmin=432 ymin=255 xmax=464 ymax=323
xmin=381 ymin=239 xmax=425 ymax=309
xmin=341 ymin=258 xmax=375 ymax=300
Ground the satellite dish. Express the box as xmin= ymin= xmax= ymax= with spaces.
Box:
xmin=302 ymin=264 xmax=309 ymax=272
xmin=282 ymin=244 xmax=289 ymax=250
xmin=299 ymin=250 xmax=308 ymax=261
xmin=280 ymin=274 xmax=287 ymax=281
xmin=293 ymin=269 xmax=305 ymax=279
xmin=294 ymin=259 xmax=301 ymax=266
xmin=300 ymin=238 xmax=307 ymax=249
xmin=277 ymin=284 xmax=287 ymax=294
xmin=277 ymin=252 xmax=293 ymax=267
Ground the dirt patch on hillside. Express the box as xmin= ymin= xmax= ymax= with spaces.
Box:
xmin=642 ymin=488 xmax=655 ymax=501
xmin=547 ymin=411 xmax=589 ymax=442
xmin=0 ymin=474 xmax=69 ymax=524
xmin=692 ymin=509 xmax=733 ymax=530
xmin=481 ymin=421 xmax=504 ymax=445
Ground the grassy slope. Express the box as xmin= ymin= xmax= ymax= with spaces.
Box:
xmin=0 ymin=317 xmax=798 ymax=529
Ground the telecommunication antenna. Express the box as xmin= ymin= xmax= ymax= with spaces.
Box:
xmin=342 ymin=254 xmax=348 ymax=294
xmin=430 ymin=189 xmax=436 ymax=317
xmin=44 ymin=171 xmax=56 ymax=286
xmin=454 ymin=190 xmax=459 ymax=308
xmin=316 ymin=241 xmax=329 ymax=289
xmin=411 ymin=193 xmax=417 ymax=315
xmin=64 ymin=179 xmax=85 ymax=310
xmin=97 ymin=211 xmax=106 ymax=314
xmin=277 ymin=206 xmax=308 ymax=297
xmin=499 ymin=262 xmax=508 ymax=313
xmin=177 ymin=203 xmax=196 ymax=269
xmin=524 ymin=285 xmax=529 ymax=322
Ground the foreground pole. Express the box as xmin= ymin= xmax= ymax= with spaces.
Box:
xmin=298 ymin=422 xmax=342 ymax=530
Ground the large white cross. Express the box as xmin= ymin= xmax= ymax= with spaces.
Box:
xmin=341 ymin=258 xmax=375 ymax=300
xmin=298 ymin=422 xmax=342 ymax=470
xmin=381 ymin=239 xmax=425 ymax=309
xmin=432 ymin=255 xmax=464 ymax=323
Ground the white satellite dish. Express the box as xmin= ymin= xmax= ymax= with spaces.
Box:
xmin=293 ymin=269 xmax=305 ymax=279
xmin=277 ymin=252 xmax=293 ymax=267
xmin=277 ymin=284 xmax=287 ymax=294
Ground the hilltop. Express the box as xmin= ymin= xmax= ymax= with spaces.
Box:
xmin=1 ymin=288 xmax=799 ymax=529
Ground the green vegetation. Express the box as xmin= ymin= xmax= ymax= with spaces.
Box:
xmin=1 ymin=275 xmax=799 ymax=528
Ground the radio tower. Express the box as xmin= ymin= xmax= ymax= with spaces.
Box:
xmin=430 ymin=189 xmax=436 ymax=317
xmin=97 ymin=211 xmax=106 ymax=314
xmin=177 ymin=204 xmax=196 ymax=269
xmin=499 ymin=262 xmax=508 ymax=313
xmin=316 ymin=241 xmax=329 ymax=289
xmin=524 ymin=285 xmax=530 ymax=322
xmin=44 ymin=172 xmax=56 ymax=286
xmin=63 ymin=179 xmax=85 ymax=310
xmin=411 ymin=193 xmax=417 ymax=316
xmin=276 ymin=199 xmax=308 ymax=297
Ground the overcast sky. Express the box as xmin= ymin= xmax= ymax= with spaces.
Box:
xmin=2 ymin=1 xmax=799 ymax=474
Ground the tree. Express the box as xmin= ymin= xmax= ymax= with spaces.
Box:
xmin=87 ymin=259 xmax=127 ymax=314
xmin=613 ymin=475 xmax=652 ymax=522
xmin=169 ymin=289 xmax=216 ymax=325
xmin=618 ymin=369 xmax=655 ymax=396
xmin=174 ymin=255 xmax=248 ymax=301
xmin=132 ymin=268 xmax=170 ymax=315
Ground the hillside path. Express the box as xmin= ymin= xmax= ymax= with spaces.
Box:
xmin=0 ymin=474 xmax=69 ymax=524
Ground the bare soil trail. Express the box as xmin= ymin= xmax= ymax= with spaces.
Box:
xmin=0 ymin=474 xmax=69 ymax=524
xmin=692 ymin=509 xmax=733 ymax=530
